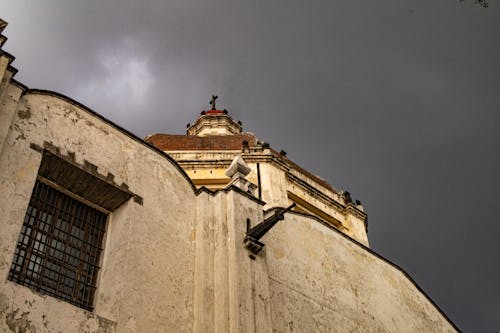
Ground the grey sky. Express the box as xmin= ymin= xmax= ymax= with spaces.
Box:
xmin=3 ymin=1 xmax=500 ymax=331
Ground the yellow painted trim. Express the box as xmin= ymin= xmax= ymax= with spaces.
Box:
xmin=287 ymin=191 xmax=344 ymax=229
xmin=192 ymin=178 xmax=230 ymax=186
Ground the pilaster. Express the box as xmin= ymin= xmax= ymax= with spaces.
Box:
xmin=193 ymin=189 xmax=272 ymax=332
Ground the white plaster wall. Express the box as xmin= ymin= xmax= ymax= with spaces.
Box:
xmin=258 ymin=162 xmax=289 ymax=209
xmin=264 ymin=213 xmax=457 ymax=333
xmin=346 ymin=213 xmax=369 ymax=246
xmin=0 ymin=70 xmax=23 ymax=154
xmin=192 ymin=190 xmax=272 ymax=333
xmin=0 ymin=91 xmax=197 ymax=332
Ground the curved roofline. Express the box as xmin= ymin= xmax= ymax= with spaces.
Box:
xmin=23 ymin=89 xmax=197 ymax=193
xmin=264 ymin=207 xmax=461 ymax=332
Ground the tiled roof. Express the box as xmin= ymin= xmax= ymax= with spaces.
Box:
xmin=145 ymin=133 xmax=257 ymax=151
xmin=145 ymin=133 xmax=336 ymax=193
xmin=204 ymin=109 xmax=225 ymax=115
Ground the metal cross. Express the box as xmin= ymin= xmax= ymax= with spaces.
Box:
xmin=210 ymin=95 xmax=218 ymax=110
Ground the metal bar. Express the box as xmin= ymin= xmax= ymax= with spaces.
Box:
xmin=37 ymin=176 xmax=111 ymax=214
xmin=8 ymin=180 xmax=108 ymax=310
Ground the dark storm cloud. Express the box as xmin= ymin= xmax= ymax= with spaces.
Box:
xmin=3 ymin=1 xmax=500 ymax=331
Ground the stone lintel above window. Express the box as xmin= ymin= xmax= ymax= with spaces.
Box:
xmin=34 ymin=147 xmax=142 ymax=211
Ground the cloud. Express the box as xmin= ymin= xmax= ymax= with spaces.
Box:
xmin=76 ymin=37 xmax=154 ymax=108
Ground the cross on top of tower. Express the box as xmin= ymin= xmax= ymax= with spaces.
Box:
xmin=210 ymin=95 xmax=218 ymax=110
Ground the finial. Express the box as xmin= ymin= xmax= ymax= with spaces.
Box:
xmin=210 ymin=95 xmax=218 ymax=110
xmin=225 ymin=155 xmax=251 ymax=178
xmin=225 ymin=155 xmax=257 ymax=195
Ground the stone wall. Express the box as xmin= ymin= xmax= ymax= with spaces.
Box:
xmin=0 ymin=90 xmax=198 ymax=332
xmin=192 ymin=189 xmax=272 ymax=333
xmin=264 ymin=212 xmax=457 ymax=332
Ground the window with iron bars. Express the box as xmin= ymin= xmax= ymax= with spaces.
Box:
xmin=8 ymin=179 xmax=107 ymax=310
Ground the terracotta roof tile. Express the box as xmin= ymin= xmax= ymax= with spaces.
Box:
xmin=145 ymin=133 xmax=257 ymax=151
xmin=145 ymin=133 xmax=336 ymax=193
xmin=205 ymin=109 xmax=225 ymax=115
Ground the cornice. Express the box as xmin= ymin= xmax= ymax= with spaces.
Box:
xmin=187 ymin=113 xmax=242 ymax=136
xmin=286 ymin=172 xmax=342 ymax=208
xmin=345 ymin=204 xmax=367 ymax=220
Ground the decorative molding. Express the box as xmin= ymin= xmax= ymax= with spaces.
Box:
xmin=286 ymin=172 xmax=344 ymax=211
xmin=345 ymin=204 xmax=367 ymax=221
xmin=187 ymin=114 xmax=242 ymax=136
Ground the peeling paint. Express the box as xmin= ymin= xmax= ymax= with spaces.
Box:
xmin=5 ymin=308 xmax=37 ymax=333
xmin=17 ymin=108 xmax=31 ymax=120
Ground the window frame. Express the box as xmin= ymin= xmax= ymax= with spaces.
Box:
xmin=8 ymin=177 xmax=109 ymax=311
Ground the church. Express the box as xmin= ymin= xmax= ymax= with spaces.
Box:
xmin=0 ymin=19 xmax=458 ymax=332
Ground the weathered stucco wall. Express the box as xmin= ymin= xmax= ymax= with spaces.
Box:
xmin=193 ymin=190 xmax=272 ymax=333
xmin=0 ymin=91 xmax=197 ymax=332
xmin=0 ymin=66 xmax=24 ymax=154
xmin=264 ymin=213 xmax=457 ymax=332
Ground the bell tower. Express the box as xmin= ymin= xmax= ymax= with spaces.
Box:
xmin=186 ymin=95 xmax=242 ymax=136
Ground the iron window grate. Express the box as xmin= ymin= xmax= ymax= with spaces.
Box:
xmin=8 ymin=180 xmax=107 ymax=310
